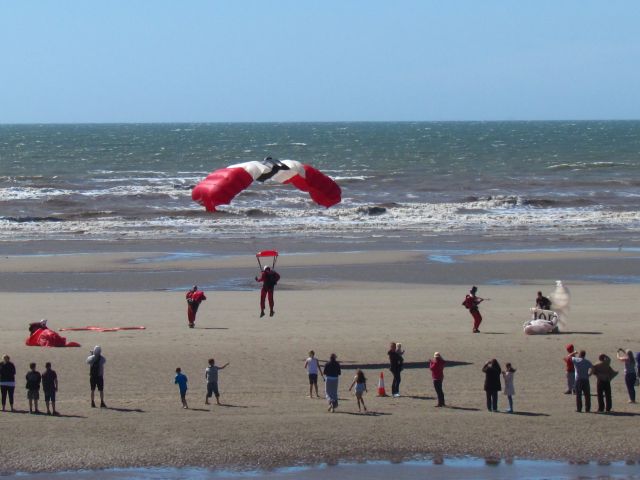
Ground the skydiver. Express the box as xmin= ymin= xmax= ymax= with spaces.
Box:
xmin=255 ymin=266 xmax=280 ymax=317
xmin=535 ymin=291 xmax=552 ymax=311
xmin=462 ymin=286 xmax=484 ymax=333
xmin=186 ymin=285 xmax=207 ymax=328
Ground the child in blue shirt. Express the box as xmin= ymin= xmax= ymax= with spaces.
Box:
xmin=174 ymin=367 xmax=188 ymax=409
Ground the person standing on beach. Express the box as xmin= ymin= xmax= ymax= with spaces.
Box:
xmin=255 ymin=266 xmax=280 ymax=317
xmin=0 ymin=354 xmax=16 ymax=412
xmin=323 ymin=353 xmax=341 ymax=412
xmin=388 ymin=342 xmax=403 ymax=397
xmin=87 ymin=345 xmax=106 ymax=408
xmin=482 ymin=359 xmax=502 ymax=412
xmin=502 ymin=363 xmax=516 ymax=413
xmin=563 ymin=344 xmax=576 ymax=394
xmin=304 ymin=351 xmax=324 ymax=398
xmin=463 ymin=286 xmax=484 ymax=333
xmin=174 ymin=367 xmax=188 ymax=409
xmin=205 ymin=358 xmax=229 ymax=406
xmin=348 ymin=369 xmax=367 ymax=413
xmin=591 ymin=354 xmax=617 ymax=413
xmin=571 ymin=350 xmax=593 ymax=413
xmin=186 ymin=285 xmax=206 ymax=328
xmin=41 ymin=362 xmax=58 ymax=415
xmin=615 ymin=349 xmax=636 ymax=403
xmin=428 ymin=352 xmax=446 ymax=407
xmin=25 ymin=363 xmax=41 ymax=414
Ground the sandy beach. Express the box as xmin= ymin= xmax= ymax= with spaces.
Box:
xmin=0 ymin=246 xmax=639 ymax=474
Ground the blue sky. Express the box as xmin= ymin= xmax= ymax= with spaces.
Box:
xmin=1 ymin=1 xmax=639 ymax=123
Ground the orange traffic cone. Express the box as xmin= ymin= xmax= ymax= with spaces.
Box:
xmin=377 ymin=371 xmax=387 ymax=397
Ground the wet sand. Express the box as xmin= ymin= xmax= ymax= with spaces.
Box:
xmin=1 ymin=247 xmax=640 ymax=473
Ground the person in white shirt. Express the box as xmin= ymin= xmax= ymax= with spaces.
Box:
xmin=304 ymin=350 xmax=324 ymax=398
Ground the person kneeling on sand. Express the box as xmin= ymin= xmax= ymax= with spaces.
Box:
xmin=205 ymin=358 xmax=229 ymax=406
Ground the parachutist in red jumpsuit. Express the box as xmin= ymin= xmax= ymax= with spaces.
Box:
xmin=186 ymin=286 xmax=206 ymax=328
xmin=255 ymin=267 xmax=280 ymax=317
xmin=462 ymin=286 xmax=484 ymax=333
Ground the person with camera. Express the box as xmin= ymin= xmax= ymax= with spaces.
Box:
xmin=86 ymin=345 xmax=107 ymax=408
xmin=616 ymin=348 xmax=637 ymax=404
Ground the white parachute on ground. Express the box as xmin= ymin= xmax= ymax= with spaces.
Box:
xmin=523 ymin=281 xmax=571 ymax=335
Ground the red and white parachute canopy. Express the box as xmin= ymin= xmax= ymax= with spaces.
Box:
xmin=192 ymin=157 xmax=342 ymax=212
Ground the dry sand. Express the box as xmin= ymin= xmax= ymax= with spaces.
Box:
xmin=1 ymin=249 xmax=640 ymax=473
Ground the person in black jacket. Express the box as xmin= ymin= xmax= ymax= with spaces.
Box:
xmin=482 ymin=359 xmax=502 ymax=412
xmin=0 ymin=354 xmax=16 ymax=412
xmin=388 ymin=342 xmax=403 ymax=397
xmin=323 ymin=353 xmax=341 ymax=412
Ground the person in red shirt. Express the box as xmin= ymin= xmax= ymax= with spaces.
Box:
xmin=428 ymin=352 xmax=446 ymax=407
xmin=255 ymin=267 xmax=280 ymax=317
xmin=186 ymin=286 xmax=206 ymax=328
xmin=564 ymin=343 xmax=576 ymax=394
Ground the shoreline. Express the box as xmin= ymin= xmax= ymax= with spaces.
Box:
xmin=2 ymin=246 xmax=640 ymax=292
xmin=3 ymin=454 xmax=640 ymax=478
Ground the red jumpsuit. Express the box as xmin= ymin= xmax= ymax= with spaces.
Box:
xmin=463 ymin=294 xmax=483 ymax=332
xmin=186 ymin=290 xmax=206 ymax=327
xmin=256 ymin=270 xmax=280 ymax=313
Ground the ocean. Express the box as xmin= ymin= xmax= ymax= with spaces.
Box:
xmin=1 ymin=121 xmax=639 ymax=245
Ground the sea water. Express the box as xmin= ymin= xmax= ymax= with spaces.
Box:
xmin=1 ymin=121 xmax=639 ymax=243
xmin=6 ymin=458 xmax=640 ymax=480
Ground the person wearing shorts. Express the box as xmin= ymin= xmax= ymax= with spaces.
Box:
xmin=205 ymin=358 xmax=229 ymax=406
xmin=42 ymin=362 xmax=58 ymax=415
xmin=87 ymin=345 xmax=107 ymax=408
xmin=25 ymin=362 xmax=41 ymax=414
xmin=304 ymin=350 xmax=324 ymax=398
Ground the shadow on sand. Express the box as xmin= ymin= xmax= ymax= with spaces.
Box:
xmin=335 ymin=410 xmax=391 ymax=417
xmin=341 ymin=360 xmax=473 ymax=370
xmin=557 ymin=331 xmax=603 ymax=335
xmin=103 ymin=407 xmax=144 ymax=413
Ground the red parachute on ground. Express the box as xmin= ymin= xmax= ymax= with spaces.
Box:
xmin=192 ymin=157 xmax=342 ymax=212
xmin=25 ymin=320 xmax=80 ymax=348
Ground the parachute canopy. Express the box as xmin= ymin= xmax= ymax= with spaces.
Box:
xmin=192 ymin=157 xmax=342 ymax=212
xmin=256 ymin=250 xmax=278 ymax=270
xmin=26 ymin=327 xmax=80 ymax=347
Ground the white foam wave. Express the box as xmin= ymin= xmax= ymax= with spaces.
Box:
xmin=2 ymin=200 xmax=640 ymax=241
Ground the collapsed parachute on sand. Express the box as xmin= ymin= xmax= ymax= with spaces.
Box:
xmin=192 ymin=157 xmax=342 ymax=212
xmin=26 ymin=319 xmax=80 ymax=347
xmin=523 ymin=281 xmax=571 ymax=335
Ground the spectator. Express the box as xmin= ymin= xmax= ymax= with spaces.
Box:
xmin=86 ymin=346 xmax=107 ymax=408
xmin=482 ymin=359 xmax=502 ymax=412
xmin=42 ymin=362 xmax=58 ymax=415
xmin=428 ymin=352 xmax=446 ymax=407
xmin=323 ymin=353 xmax=341 ymax=412
xmin=616 ymin=349 xmax=637 ymax=403
xmin=0 ymin=354 xmax=16 ymax=412
xmin=25 ymin=362 xmax=41 ymax=414
xmin=571 ymin=350 xmax=593 ymax=413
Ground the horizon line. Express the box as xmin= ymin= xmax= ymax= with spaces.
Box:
xmin=1 ymin=118 xmax=640 ymax=126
